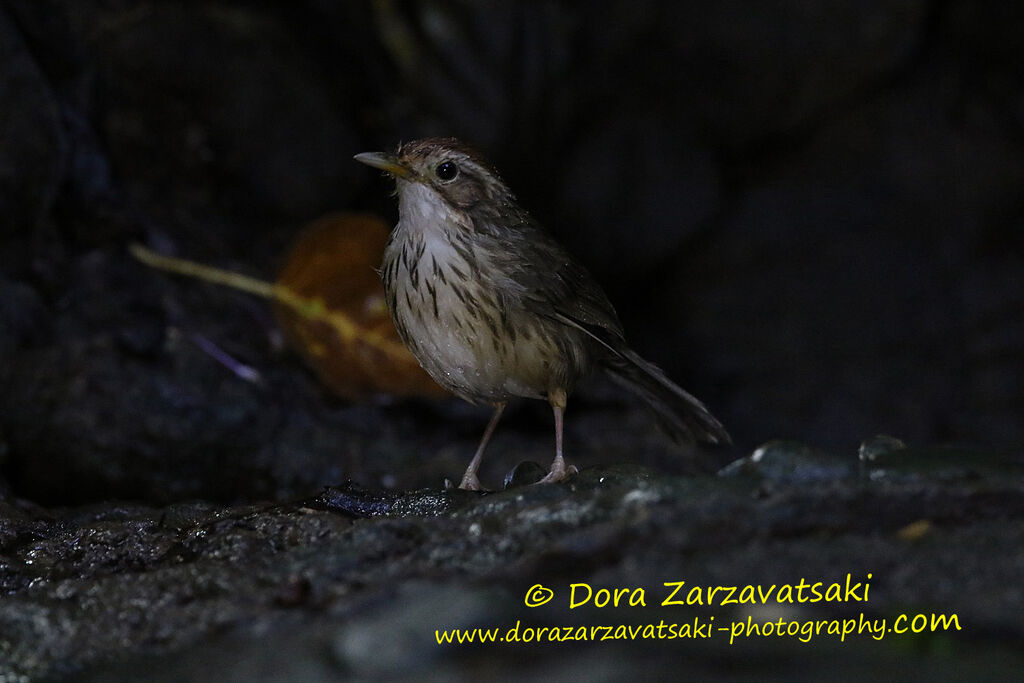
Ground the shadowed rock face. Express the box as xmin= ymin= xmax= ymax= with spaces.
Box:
xmin=1 ymin=1 xmax=1022 ymax=677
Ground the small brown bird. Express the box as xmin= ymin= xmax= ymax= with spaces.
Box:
xmin=355 ymin=138 xmax=729 ymax=490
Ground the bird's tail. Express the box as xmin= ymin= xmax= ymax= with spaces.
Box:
xmin=601 ymin=346 xmax=731 ymax=446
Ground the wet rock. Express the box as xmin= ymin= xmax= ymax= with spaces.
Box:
xmin=860 ymin=444 xmax=1024 ymax=484
xmin=310 ymin=480 xmax=481 ymax=517
xmin=333 ymin=582 xmax=505 ymax=677
xmin=857 ymin=434 xmax=907 ymax=463
xmin=719 ymin=440 xmax=856 ymax=483
xmin=0 ymin=453 xmax=1021 ymax=678
xmin=503 ymin=461 xmax=548 ymax=489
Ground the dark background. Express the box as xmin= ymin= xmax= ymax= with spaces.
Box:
xmin=1 ymin=1 xmax=1023 ymax=678
xmin=2 ymin=0 xmax=1021 ymax=504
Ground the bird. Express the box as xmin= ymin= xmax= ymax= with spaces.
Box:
xmin=354 ymin=137 xmax=729 ymax=490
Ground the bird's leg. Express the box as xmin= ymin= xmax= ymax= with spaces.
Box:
xmin=540 ymin=388 xmax=576 ymax=483
xmin=459 ymin=402 xmax=506 ymax=490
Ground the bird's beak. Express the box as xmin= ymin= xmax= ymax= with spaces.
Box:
xmin=353 ymin=152 xmax=412 ymax=179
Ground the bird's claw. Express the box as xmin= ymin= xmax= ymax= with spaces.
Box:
xmin=538 ymin=462 xmax=578 ymax=484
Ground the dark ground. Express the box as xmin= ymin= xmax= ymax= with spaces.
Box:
xmin=1 ymin=1 xmax=1022 ymax=679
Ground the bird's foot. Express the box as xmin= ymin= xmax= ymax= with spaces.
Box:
xmin=538 ymin=461 xmax=578 ymax=484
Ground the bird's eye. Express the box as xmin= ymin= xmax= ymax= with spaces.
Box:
xmin=435 ymin=161 xmax=459 ymax=181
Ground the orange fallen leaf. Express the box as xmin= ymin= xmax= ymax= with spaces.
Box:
xmin=130 ymin=212 xmax=444 ymax=400
xmin=273 ymin=213 xmax=444 ymax=399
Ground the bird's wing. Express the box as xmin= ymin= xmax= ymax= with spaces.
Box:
xmin=490 ymin=221 xmax=625 ymax=342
